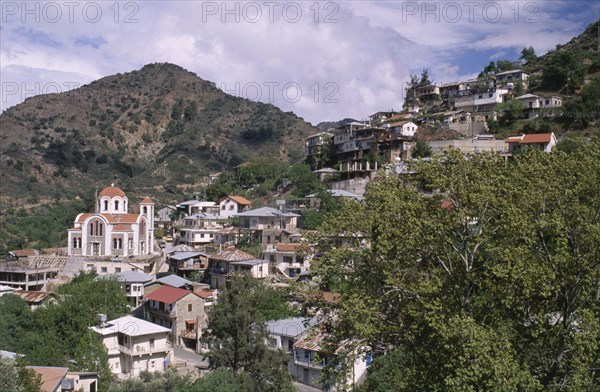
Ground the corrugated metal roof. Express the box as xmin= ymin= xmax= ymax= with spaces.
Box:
xmin=12 ymin=290 xmax=53 ymax=303
xmin=90 ymin=315 xmax=171 ymax=336
xmin=210 ymin=248 xmax=257 ymax=261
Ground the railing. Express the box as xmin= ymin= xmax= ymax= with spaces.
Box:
xmin=145 ymin=304 xmax=176 ymax=318
xmin=179 ymin=329 xmax=197 ymax=339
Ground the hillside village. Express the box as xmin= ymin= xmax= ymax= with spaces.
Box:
xmin=0 ymin=21 xmax=599 ymax=392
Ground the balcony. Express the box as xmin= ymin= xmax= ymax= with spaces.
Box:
xmin=210 ymin=266 xmax=229 ymax=275
xmin=119 ymin=344 xmax=168 ymax=356
xmin=145 ymin=304 xmax=176 ymax=318
xmin=293 ymin=356 xmax=327 ymax=369
xmin=179 ymin=329 xmax=198 ymax=339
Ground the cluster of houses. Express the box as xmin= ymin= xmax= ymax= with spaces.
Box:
xmin=305 ymin=68 xmax=562 ymax=172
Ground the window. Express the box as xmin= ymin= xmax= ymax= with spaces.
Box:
xmin=115 ymin=267 xmax=121 ymax=273
xmin=150 ymin=360 xmax=155 ymax=368
xmin=114 ymin=200 xmax=119 ymax=210
xmin=546 ymin=99 xmax=550 ymax=105
xmin=478 ymin=95 xmax=483 ymax=99
xmin=221 ymin=205 xmax=225 ymax=210
xmin=488 ymin=93 xmax=493 ymax=98
xmin=188 ymin=304 xmax=192 ymax=312
xmin=149 ymin=338 xmax=155 ymax=350
xmin=143 ymin=206 xmax=147 ymax=214
xmin=101 ymin=267 xmax=107 ymax=273
xmin=103 ymin=200 xmax=108 ymax=211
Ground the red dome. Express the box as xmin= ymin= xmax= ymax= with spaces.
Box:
xmin=99 ymin=186 xmax=126 ymax=198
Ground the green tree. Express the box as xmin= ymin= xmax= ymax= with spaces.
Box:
xmin=0 ymin=294 xmax=33 ymax=352
xmin=203 ymin=275 xmax=295 ymax=392
xmin=542 ymin=51 xmax=585 ymax=93
xmin=192 ymin=368 xmax=254 ymax=392
xmin=0 ymin=359 xmax=43 ymax=392
xmin=72 ymin=331 xmax=113 ymax=392
xmin=284 ymin=163 xmax=323 ymax=198
xmin=109 ymin=369 xmax=193 ymax=392
xmin=311 ymin=146 xmax=600 ymax=390
xmin=412 ymin=140 xmax=432 ymax=158
xmin=520 ymin=46 xmax=537 ymax=63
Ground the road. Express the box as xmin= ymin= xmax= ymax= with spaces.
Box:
xmin=172 ymin=346 xmax=208 ymax=367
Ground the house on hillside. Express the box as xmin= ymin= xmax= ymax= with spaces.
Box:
xmin=235 ymin=207 xmax=300 ymax=241
xmin=291 ymin=328 xmax=370 ymax=390
xmin=0 ymin=256 xmax=64 ymax=291
xmin=107 ymin=270 xmax=153 ymax=307
xmin=515 ymin=93 xmax=563 ymax=119
xmin=144 ymin=285 xmax=207 ymax=352
xmin=209 ymin=248 xmax=267 ymax=288
xmin=504 ymin=133 xmax=557 ymax=154
xmin=11 ymin=290 xmax=55 ymax=310
xmin=90 ymin=315 xmax=171 ymax=378
xmin=266 ymin=317 xmax=317 ymax=354
xmin=26 ymin=366 xmax=98 ymax=392
xmin=218 ymin=196 xmax=253 ymax=218
xmin=168 ymin=251 xmax=209 ymax=278
xmin=263 ymin=243 xmax=311 ymax=279
xmin=305 ymin=189 xmax=364 ymax=209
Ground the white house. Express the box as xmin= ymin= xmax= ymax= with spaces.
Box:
xmin=455 ymin=89 xmax=509 ymax=112
xmin=218 ymin=196 xmax=253 ymax=219
xmin=504 ymin=132 xmax=557 ymax=154
xmin=90 ymin=315 xmax=171 ymax=378
xmin=235 ymin=207 xmax=299 ymax=231
xmin=263 ymin=243 xmax=311 ymax=279
xmin=291 ymin=329 xmax=370 ymax=390
xmin=515 ymin=94 xmax=563 ymax=119
xmin=385 ymin=121 xmax=418 ymax=138
xmin=178 ymin=212 xmax=227 ymax=246
xmin=266 ymin=317 xmax=317 ymax=354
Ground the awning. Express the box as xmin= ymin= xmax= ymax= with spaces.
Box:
xmin=185 ymin=319 xmax=196 ymax=324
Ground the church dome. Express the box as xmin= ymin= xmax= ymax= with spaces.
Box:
xmin=99 ymin=185 xmax=126 ymax=198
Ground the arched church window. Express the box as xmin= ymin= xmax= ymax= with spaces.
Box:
xmin=104 ymin=200 xmax=108 ymax=211
xmin=115 ymin=200 xmax=120 ymax=210
xmin=143 ymin=206 xmax=147 ymax=214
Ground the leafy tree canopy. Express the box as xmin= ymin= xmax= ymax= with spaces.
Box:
xmin=311 ymin=145 xmax=600 ymax=390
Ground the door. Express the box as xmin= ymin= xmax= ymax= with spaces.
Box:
xmin=303 ymin=368 xmax=309 ymax=384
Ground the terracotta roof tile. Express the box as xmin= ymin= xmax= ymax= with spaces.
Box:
xmin=98 ymin=186 xmax=126 ymax=198
xmin=227 ymin=195 xmax=252 ymax=205
xmin=141 ymin=197 xmax=155 ymax=204
xmin=145 ymin=285 xmax=195 ymax=304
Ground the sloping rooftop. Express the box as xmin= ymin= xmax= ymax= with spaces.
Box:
xmin=115 ymin=270 xmax=153 ymax=283
xmin=145 ymin=285 xmax=193 ymax=304
xmin=266 ymin=317 xmax=317 ymax=338
xmin=505 ymin=133 xmax=554 ymax=144
xmin=164 ymin=244 xmax=196 ymax=255
xmin=26 ymin=366 xmax=68 ymax=392
xmin=229 ymin=259 xmax=266 ymax=266
xmin=235 ymin=207 xmax=300 ymax=218
xmin=169 ymin=251 xmax=208 ymax=261
xmin=90 ymin=315 xmax=171 ymax=336
xmin=227 ymin=195 xmax=252 ymax=205
xmin=156 ymin=274 xmax=192 ymax=288
xmin=12 ymin=290 xmax=53 ymax=304
xmin=305 ymin=189 xmax=364 ymax=200
xmin=210 ymin=247 xmax=257 ymax=261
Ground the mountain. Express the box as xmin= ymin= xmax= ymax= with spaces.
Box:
xmin=315 ymin=118 xmax=360 ymax=132
xmin=0 ymin=63 xmax=318 ymax=206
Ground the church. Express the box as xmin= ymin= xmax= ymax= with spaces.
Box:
xmin=68 ymin=185 xmax=155 ymax=257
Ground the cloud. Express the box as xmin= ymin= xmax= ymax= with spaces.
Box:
xmin=0 ymin=0 xmax=597 ymax=124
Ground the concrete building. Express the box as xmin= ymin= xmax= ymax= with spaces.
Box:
xmin=90 ymin=315 xmax=171 ymax=378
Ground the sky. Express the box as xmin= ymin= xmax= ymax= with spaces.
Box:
xmin=1 ymin=0 xmax=598 ymax=124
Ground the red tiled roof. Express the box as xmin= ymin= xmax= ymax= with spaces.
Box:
xmin=196 ymin=289 xmax=216 ymax=299
xmin=27 ymin=366 xmax=68 ymax=392
xmin=276 ymin=243 xmax=307 ymax=252
xmin=99 ymin=186 xmax=126 ymax=198
xmin=76 ymin=213 xmax=141 ymax=224
xmin=113 ymin=224 xmax=133 ymax=232
xmin=145 ymin=285 xmax=193 ymax=304
xmin=141 ymin=197 xmax=155 ymax=204
xmin=388 ymin=121 xmax=409 ymax=127
xmin=228 ymin=195 xmax=252 ymax=205
xmin=504 ymin=133 xmax=553 ymax=144
xmin=520 ymin=133 xmax=553 ymax=144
